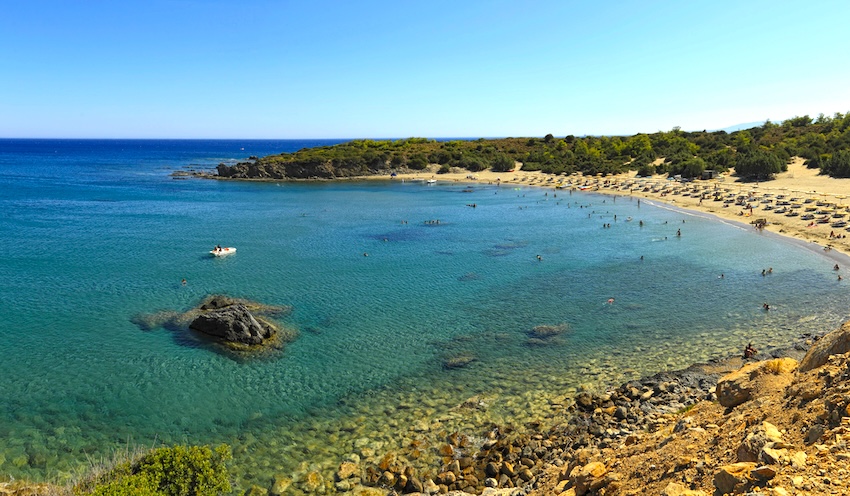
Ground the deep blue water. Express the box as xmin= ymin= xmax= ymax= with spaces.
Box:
xmin=1 ymin=139 xmax=848 ymax=489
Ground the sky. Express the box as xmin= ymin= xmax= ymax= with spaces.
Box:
xmin=2 ymin=0 xmax=849 ymax=139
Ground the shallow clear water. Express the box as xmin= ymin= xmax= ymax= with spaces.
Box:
xmin=1 ymin=139 xmax=848 ymax=488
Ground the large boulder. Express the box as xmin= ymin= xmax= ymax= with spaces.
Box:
xmin=189 ymin=303 xmax=274 ymax=345
xmin=799 ymin=320 xmax=850 ymax=372
xmin=715 ymin=358 xmax=797 ymax=408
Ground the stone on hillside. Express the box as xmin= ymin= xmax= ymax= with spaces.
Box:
xmin=715 ymin=358 xmax=797 ymax=408
xmin=737 ymin=421 xmax=785 ymax=462
xmin=571 ymin=461 xmax=607 ymax=495
xmin=751 ymin=465 xmax=777 ymax=481
xmin=799 ymin=320 xmax=850 ymax=372
xmin=761 ymin=444 xmax=789 ymax=465
xmin=189 ymin=303 xmax=272 ymax=344
xmin=660 ymin=482 xmax=708 ymax=496
xmin=713 ymin=462 xmax=756 ymax=495
xmin=804 ymin=424 xmax=826 ymax=445
xmin=790 ymin=451 xmax=807 ymax=469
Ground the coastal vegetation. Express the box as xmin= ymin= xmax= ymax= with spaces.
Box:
xmin=215 ymin=112 xmax=850 ymax=181
xmin=70 ymin=444 xmax=231 ymax=496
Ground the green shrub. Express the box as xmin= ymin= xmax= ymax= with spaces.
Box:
xmin=90 ymin=473 xmax=160 ymax=496
xmin=490 ymin=154 xmax=515 ymax=172
xmin=407 ymin=154 xmax=428 ymax=170
xmin=636 ymin=164 xmax=656 ymax=177
xmin=77 ymin=444 xmax=231 ymax=496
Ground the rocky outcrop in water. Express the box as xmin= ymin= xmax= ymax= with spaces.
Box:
xmin=189 ymin=303 xmax=273 ymax=345
xmin=214 ymin=160 xmax=398 ymax=180
xmin=132 ymin=294 xmax=296 ymax=355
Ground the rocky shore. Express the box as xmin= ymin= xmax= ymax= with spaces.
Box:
xmin=324 ymin=321 xmax=850 ymax=496
xmin=5 ymin=321 xmax=849 ymax=495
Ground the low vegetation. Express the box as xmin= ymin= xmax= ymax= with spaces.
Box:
xmin=73 ymin=444 xmax=231 ymax=496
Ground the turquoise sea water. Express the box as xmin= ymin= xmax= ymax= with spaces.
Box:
xmin=2 ymin=139 xmax=849 ymax=489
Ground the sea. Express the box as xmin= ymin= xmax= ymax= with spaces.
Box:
xmin=1 ymin=139 xmax=849 ymax=490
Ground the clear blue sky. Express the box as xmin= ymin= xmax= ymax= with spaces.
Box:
xmin=2 ymin=0 xmax=849 ymax=139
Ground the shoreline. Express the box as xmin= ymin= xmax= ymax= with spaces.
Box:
xmin=194 ymin=157 xmax=850 ymax=259
xmin=347 ymin=159 xmax=850 ymax=259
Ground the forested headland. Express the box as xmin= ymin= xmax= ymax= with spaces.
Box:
xmin=215 ymin=112 xmax=850 ymax=181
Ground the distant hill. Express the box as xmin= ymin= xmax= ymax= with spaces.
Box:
xmin=716 ymin=121 xmax=766 ymax=133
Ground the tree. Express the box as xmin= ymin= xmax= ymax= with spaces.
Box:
xmin=636 ymin=163 xmax=656 ymax=177
xmin=678 ymin=157 xmax=707 ymax=178
xmin=735 ymin=148 xmax=784 ymax=179
xmin=491 ymin=153 xmax=515 ymax=172
xmin=407 ymin=154 xmax=428 ymax=170
xmin=821 ymin=150 xmax=850 ymax=177
xmin=626 ymin=134 xmax=653 ymax=158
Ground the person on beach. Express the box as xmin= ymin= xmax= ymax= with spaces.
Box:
xmin=744 ymin=343 xmax=757 ymax=359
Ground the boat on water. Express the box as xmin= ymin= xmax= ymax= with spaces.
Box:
xmin=210 ymin=247 xmax=237 ymax=256
xmin=426 ymin=179 xmax=437 ymax=184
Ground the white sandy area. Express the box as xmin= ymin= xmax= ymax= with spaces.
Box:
xmin=368 ymin=158 xmax=850 ymax=258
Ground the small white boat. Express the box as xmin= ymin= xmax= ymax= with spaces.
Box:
xmin=210 ymin=247 xmax=237 ymax=256
xmin=426 ymin=179 xmax=437 ymax=184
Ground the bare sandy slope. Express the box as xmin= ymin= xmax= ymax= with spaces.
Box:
xmin=372 ymin=159 xmax=850 ymax=258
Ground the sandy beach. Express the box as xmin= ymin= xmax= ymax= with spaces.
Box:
xmin=376 ymin=158 xmax=850 ymax=258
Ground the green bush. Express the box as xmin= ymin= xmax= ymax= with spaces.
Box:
xmin=407 ymin=154 xmax=428 ymax=170
xmin=90 ymin=473 xmax=160 ymax=496
xmin=636 ymin=164 xmax=656 ymax=177
xmin=78 ymin=444 xmax=232 ymax=496
xmin=490 ymin=154 xmax=515 ymax=172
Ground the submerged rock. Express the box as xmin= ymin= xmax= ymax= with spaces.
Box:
xmin=443 ymin=353 xmax=476 ymax=369
xmin=527 ymin=323 xmax=569 ymax=339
